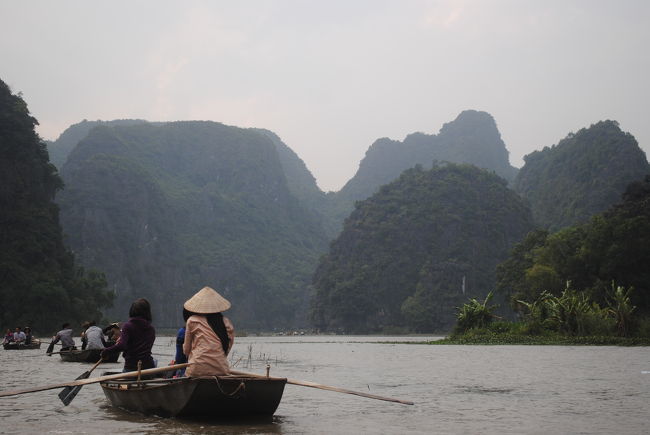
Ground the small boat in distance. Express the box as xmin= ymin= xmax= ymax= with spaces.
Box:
xmin=3 ymin=339 xmax=41 ymax=350
xmin=60 ymin=348 xmax=119 ymax=363
xmin=100 ymin=374 xmax=287 ymax=419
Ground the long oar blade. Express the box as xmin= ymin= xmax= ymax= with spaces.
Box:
xmin=0 ymin=363 xmax=190 ymax=398
xmin=58 ymin=358 xmax=103 ymax=406
xmin=46 ymin=342 xmax=55 ymax=355
xmin=230 ymin=370 xmax=414 ymax=405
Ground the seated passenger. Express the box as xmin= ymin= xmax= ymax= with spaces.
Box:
xmin=24 ymin=327 xmax=33 ymax=345
xmin=102 ymin=298 xmax=156 ymax=372
xmin=84 ymin=320 xmax=107 ymax=350
xmin=13 ymin=327 xmax=26 ymax=343
xmin=182 ymin=286 xmax=235 ymax=377
xmin=3 ymin=329 xmax=14 ymax=344
xmin=102 ymin=323 xmax=121 ymax=347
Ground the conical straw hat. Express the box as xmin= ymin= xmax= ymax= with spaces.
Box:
xmin=184 ymin=286 xmax=231 ymax=313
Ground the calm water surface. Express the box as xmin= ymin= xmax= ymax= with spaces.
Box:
xmin=0 ymin=335 xmax=648 ymax=434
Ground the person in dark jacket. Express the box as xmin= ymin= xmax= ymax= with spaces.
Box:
xmin=102 ymin=298 xmax=156 ymax=372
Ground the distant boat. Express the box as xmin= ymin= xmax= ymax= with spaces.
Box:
xmin=60 ymin=348 xmax=119 ymax=363
xmin=3 ymin=339 xmax=41 ymax=350
xmin=100 ymin=374 xmax=287 ymax=419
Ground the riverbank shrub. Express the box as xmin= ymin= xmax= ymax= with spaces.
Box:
xmin=445 ymin=282 xmax=648 ymax=344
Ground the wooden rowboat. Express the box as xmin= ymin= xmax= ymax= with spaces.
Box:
xmin=60 ymin=348 xmax=119 ymax=363
xmin=100 ymin=374 xmax=287 ymax=419
xmin=3 ymin=340 xmax=41 ymax=350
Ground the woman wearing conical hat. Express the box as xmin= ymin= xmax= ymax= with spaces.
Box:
xmin=182 ymin=286 xmax=235 ymax=377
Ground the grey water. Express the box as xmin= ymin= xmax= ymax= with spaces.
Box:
xmin=1 ymin=335 xmax=648 ymax=434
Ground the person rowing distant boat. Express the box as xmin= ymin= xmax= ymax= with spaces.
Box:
xmin=49 ymin=323 xmax=76 ymax=353
xmin=182 ymin=286 xmax=235 ymax=377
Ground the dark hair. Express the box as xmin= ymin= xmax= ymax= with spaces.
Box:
xmin=129 ymin=298 xmax=152 ymax=322
xmin=62 ymin=323 xmax=70 ymax=329
xmin=183 ymin=308 xmax=229 ymax=354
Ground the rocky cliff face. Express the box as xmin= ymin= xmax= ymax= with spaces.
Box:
xmin=57 ymin=121 xmax=329 ymax=329
xmin=46 ymin=119 xmax=148 ymax=169
xmin=328 ymin=110 xmax=518 ymax=230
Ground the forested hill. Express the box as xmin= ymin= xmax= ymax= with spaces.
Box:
xmin=513 ymin=120 xmax=649 ymax=231
xmin=0 ymin=79 xmax=112 ymax=332
xmin=57 ymin=121 xmax=330 ymax=329
xmin=328 ymin=110 xmax=518 ymax=230
xmin=46 ymin=119 xmax=148 ymax=169
xmin=311 ymin=163 xmax=534 ymax=333
xmin=496 ymin=175 xmax=650 ymax=316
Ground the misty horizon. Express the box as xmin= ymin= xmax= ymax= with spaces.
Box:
xmin=2 ymin=1 xmax=649 ymax=191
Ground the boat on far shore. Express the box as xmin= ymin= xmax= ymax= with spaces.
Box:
xmin=60 ymin=348 xmax=119 ymax=363
xmin=3 ymin=339 xmax=41 ymax=350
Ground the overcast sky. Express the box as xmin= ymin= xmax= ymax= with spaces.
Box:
xmin=2 ymin=1 xmax=649 ymax=191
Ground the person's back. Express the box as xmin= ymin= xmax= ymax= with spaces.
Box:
xmin=53 ymin=325 xmax=76 ymax=350
xmin=102 ymin=298 xmax=156 ymax=371
xmin=85 ymin=325 xmax=106 ymax=350
xmin=183 ymin=314 xmax=234 ymax=377
xmin=181 ymin=287 xmax=235 ymax=378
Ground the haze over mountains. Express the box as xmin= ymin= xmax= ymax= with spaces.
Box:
xmin=41 ymin=104 xmax=649 ymax=331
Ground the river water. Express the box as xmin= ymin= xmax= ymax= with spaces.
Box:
xmin=0 ymin=335 xmax=648 ymax=434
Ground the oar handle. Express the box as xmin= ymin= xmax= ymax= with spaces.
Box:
xmin=0 ymin=363 xmax=191 ymax=398
xmin=89 ymin=357 xmax=103 ymax=373
xmin=230 ymin=370 xmax=414 ymax=405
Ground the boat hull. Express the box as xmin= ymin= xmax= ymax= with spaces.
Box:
xmin=100 ymin=376 xmax=286 ymax=419
xmin=3 ymin=341 xmax=41 ymax=350
xmin=60 ymin=348 xmax=119 ymax=363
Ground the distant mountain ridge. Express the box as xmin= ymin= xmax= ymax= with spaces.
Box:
xmin=46 ymin=119 xmax=148 ymax=169
xmin=57 ymin=121 xmax=329 ymax=329
xmin=328 ymin=110 xmax=519 ymax=229
xmin=513 ymin=120 xmax=649 ymax=231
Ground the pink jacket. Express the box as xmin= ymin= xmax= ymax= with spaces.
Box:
xmin=183 ymin=315 xmax=234 ymax=377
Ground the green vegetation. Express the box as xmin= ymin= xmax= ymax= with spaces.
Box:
xmin=443 ymin=175 xmax=650 ymax=345
xmin=0 ymin=79 xmax=113 ymax=333
xmin=329 ymin=110 xmax=519 ymax=232
xmin=57 ymin=121 xmax=329 ymax=329
xmin=46 ymin=119 xmax=148 ymax=169
xmin=435 ymin=283 xmax=650 ymax=345
xmin=513 ymin=120 xmax=649 ymax=231
xmin=497 ymin=175 xmax=650 ymax=317
xmin=311 ymin=163 xmax=533 ymax=333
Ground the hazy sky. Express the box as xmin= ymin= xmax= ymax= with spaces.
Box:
xmin=2 ymin=1 xmax=649 ymax=191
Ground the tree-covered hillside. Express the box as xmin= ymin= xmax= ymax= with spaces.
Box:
xmin=0 ymin=79 xmax=113 ymax=332
xmin=328 ymin=110 xmax=519 ymax=231
xmin=497 ymin=175 xmax=650 ymax=316
xmin=311 ymin=164 xmax=534 ymax=333
xmin=513 ymin=120 xmax=649 ymax=231
xmin=47 ymin=119 xmax=148 ymax=169
xmin=57 ymin=121 xmax=329 ymax=329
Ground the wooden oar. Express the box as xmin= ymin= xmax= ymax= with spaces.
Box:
xmin=0 ymin=363 xmax=190 ymax=398
xmin=58 ymin=358 xmax=103 ymax=406
xmin=230 ymin=370 xmax=414 ymax=405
